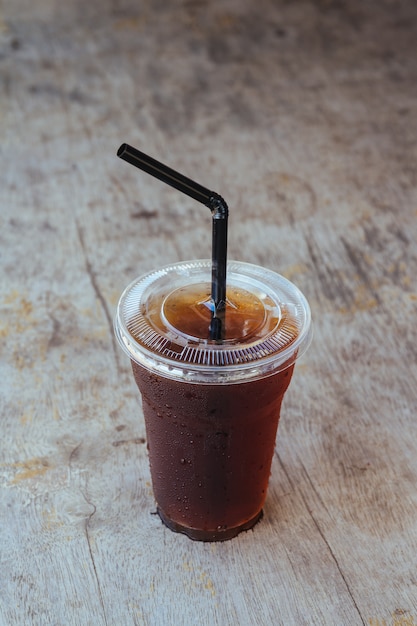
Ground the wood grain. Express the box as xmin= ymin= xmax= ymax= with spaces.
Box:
xmin=1 ymin=0 xmax=417 ymax=624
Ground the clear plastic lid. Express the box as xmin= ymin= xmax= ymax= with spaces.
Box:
xmin=114 ymin=260 xmax=312 ymax=384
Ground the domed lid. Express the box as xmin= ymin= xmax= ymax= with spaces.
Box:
xmin=114 ymin=260 xmax=312 ymax=383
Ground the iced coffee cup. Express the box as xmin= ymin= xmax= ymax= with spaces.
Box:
xmin=114 ymin=259 xmax=312 ymax=541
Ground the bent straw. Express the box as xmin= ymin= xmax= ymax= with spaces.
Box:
xmin=117 ymin=143 xmax=228 ymax=341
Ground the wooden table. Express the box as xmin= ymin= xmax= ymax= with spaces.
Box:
xmin=2 ymin=0 xmax=417 ymax=623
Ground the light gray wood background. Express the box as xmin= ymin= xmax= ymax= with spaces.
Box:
xmin=1 ymin=0 xmax=417 ymax=624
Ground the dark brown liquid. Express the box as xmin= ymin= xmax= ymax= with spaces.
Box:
xmin=131 ymin=285 xmax=298 ymax=541
xmin=133 ymin=361 xmax=294 ymax=540
xmin=160 ymin=283 xmax=272 ymax=342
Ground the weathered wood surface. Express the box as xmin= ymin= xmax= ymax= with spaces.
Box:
xmin=1 ymin=0 xmax=417 ymax=624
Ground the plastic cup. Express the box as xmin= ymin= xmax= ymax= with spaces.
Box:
xmin=114 ymin=260 xmax=312 ymax=541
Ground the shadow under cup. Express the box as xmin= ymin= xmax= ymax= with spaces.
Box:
xmin=114 ymin=260 xmax=312 ymax=541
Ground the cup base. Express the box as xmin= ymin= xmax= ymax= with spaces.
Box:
xmin=157 ymin=507 xmax=263 ymax=542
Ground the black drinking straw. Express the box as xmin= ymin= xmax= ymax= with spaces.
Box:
xmin=117 ymin=143 xmax=228 ymax=341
